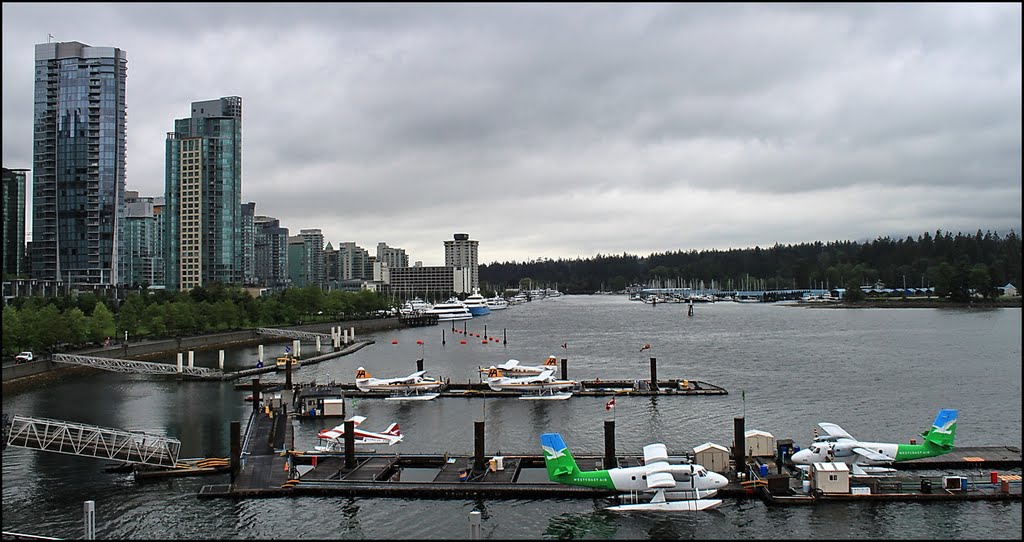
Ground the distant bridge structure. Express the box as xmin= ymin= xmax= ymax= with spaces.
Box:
xmin=52 ymin=353 xmax=219 ymax=377
xmin=256 ymin=328 xmax=332 ymax=341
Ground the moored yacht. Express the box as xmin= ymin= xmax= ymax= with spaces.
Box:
xmin=486 ymin=295 xmax=508 ymax=310
xmin=425 ymin=297 xmax=474 ymax=321
xmin=400 ymin=297 xmax=433 ymax=315
xmin=463 ymin=289 xmax=491 ymax=316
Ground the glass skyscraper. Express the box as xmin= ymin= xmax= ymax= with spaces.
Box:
xmin=31 ymin=41 xmax=127 ymax=285
xmin=164 ymin=96 xmax=242 ymax=290
xmin=2 ymin=168 xmax=29 ymax=278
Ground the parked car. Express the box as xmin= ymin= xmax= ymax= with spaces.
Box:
xmin=14 ymin=352 xmax=34 ymax=364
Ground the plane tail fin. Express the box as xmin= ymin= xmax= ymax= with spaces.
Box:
xmin=384 ymin=423 xmax=400 ymax=436
xmin=541 ymin=433 xmax=580 ymax=481
xmin=921 ymin=409 xmax=958 ymax=449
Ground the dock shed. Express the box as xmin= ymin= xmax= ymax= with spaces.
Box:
xmin=811 ymin=462 xmax=850 ymax=494
xmin=745 ymin=429 xmax=776 ymax=457
xmin=693 ymin=442 xmax=730 ymax=472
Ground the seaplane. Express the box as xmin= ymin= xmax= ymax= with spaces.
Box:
xmin=354 ymin=367 xmax=443 ymax=400
xmin=485 ymin=367 xmax=577 ymax=400
xmin=541 ymin=433 xmax=727 ymax=511
xmin=312 ymin=415 xmax=403 ymax=452
xmin=478 ymin=355 xmax=559 ymax=377
xmin=790 ymin=408 xmax=958 ymax=475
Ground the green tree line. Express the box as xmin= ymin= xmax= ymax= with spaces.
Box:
xmin=480 ymin=229 xmax=1022 ymax=299
xmin=2 ymin=285 xmax=392 ymax=358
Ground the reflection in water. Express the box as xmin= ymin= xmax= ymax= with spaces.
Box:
xmin=543 ymin=510 xmax=620 ymax=539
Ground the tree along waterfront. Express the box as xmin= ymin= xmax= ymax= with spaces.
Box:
xmin=1 ymin=285 xmax=393 ymax=358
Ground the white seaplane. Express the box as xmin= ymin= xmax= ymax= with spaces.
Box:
xmin=478 ymin=355 xmax=559 ymax=377
xmin=354 ymin=367 xmax=443 ymax=400
xmin=485 ymin=367 xmax=577 ymax=400
xmin=312 ymin=415 xmax=403 ymax=452
xmin=542 ymin=433 xmax=727 ymax=511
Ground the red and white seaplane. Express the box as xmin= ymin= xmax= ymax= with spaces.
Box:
xmin=313 ymin=415 xmax=403 ymax=452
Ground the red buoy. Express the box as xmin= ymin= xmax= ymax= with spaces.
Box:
xmin=460 ymin=340 xmax=467 ymax=344
xmin=391 ymin=340 xmax=398 ymax=344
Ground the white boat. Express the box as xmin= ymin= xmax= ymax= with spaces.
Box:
xmin=463 ymin=288 xmax=491 ymax=316
xmin=486 ymin=295 xmax=508 ymax=310
xmin=425 ymin=298 xmax=474 ymax=321
xmin=400 ymin=297 xmax=432 ymax=315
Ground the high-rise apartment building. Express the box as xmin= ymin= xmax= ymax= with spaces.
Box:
xmin=122 ymin=191 xmax=164 ymax=287
xmin=241 ymin=201 xmax=256 ymax=285
xmin=253 ymin=215 xmax=288 ymax=290
xmin=376 ymin=242 xmax=408 ymax=270
xmin=338 ymin=241 xmax=371 ymax=280
xmin=2 ymin=168 xmax=29 ymax=278
xmin=164 ymin=96 xmax=242 ymax=290
xmin=444 ymin=233 xmax=479 ymax=289
xmin=31 ymin=41 xmax=127 ymax=285
xmin=301 ymin=229 xmax=325 ymax=288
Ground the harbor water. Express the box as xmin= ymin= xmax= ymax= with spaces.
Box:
xmin=2 ymin=296 xmax=1021 ymax=539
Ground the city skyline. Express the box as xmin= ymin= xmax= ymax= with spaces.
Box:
xmin=2 ymin=4 xmax=1021 ymax=267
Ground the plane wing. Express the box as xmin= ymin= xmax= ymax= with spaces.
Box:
xmin=852 ymin=447 xmax=895 ymax=463
xmin=396 ymin=371 xmax=427 ymax=383
xmin=499 ymin=359 xmax=521 ymax=369
xmin=643 ymin=462 xmax=677 ymax=489
xmin=533 ymin=369 xmax=554 ymax=381
xmin=817 ymin=422 xmax=855 ymax=441
xmin=643 ymin=443 xmax=669 ymax=464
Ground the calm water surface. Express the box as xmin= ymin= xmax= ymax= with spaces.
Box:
xmin=2 ymin=296 xmax=1021 ymax=539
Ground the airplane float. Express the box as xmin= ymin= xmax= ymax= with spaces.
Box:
xmin=313 ymin=415 xmax=403 ymax=452
xmin=478 ymin=355 xmax=559 ymax=377
xmin=790 ymin=408 xmax=958 ymax=475
xmin=354 ymin=367 xmax=443 ymax=400
xmin=485 ymin=368 xmax=577 ymax=400
xmin=541 ymin=432 xmax=727 ymax=511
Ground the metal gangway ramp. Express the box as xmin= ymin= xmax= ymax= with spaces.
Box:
xmin=4 ymin=415 xmax=180 ymax=468
xmin=256 ymin=327 xmax=331 ymax=341
xmin=52 ymin=353 xmax=219 ymax=377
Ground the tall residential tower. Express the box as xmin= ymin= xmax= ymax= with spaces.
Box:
xmin=164 ymin=96 xmax=242 ymax=290
xmin=31 ymin=41 xmax=127 ymax=285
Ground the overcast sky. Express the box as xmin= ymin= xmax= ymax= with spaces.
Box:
xmin=3 ymin=3 xmax=1021 ymax=266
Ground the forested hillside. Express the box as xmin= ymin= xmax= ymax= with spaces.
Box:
xmin=480 ymin=229 xmax=1022 ymax=296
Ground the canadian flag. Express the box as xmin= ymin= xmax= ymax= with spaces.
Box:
xmin=605 ymin=398 xmax=615 ymax=411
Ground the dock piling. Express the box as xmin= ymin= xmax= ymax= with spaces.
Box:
xmin=503 ymin=328 xmax=506 ymax=345
xmin=442 ymin=329 xmax=446 ymax=345
xmin=604 ymin=420 xmax=616 ymax=469
xmin=343 ymin=329 xmax=349 ymax=345
xmin=469 ymin=510 xmax=482 ymax=540
xmin=734 ymin=416 xmax=746 ymax=477
xmin=561 ymin=359 xmax=568 ymax=381
xmin=649 ymin=357 xmax=659 ymax=390
xmin=345 ymin=419 xmax=356 ymax=468
xmin=218 ymin=350 xmax=225 ymax=371
xmin=258 ymin=345 xmax=264 ymax=364
xmin=316 ymin=336 xmax=322 ymax=354
xmin=285 ymin=354 xmax=293 ymax=390
xmin=188 ymin=350 xmax=195 ymax=368
xmin=688 ymin=303 xmax=694 ymax=317
xmin=83 ymin=500 xmax=96 ymax=540
xmin=230 ymin=421 xmax=240 ymax=483
xmin=350 ymin=327 xmax=355 ymax=343
xmin=416 ymin=358 xmax=424 ymax=372
xmin=176 ymin=353 xmax=183 ymax=373
xmin=474 ymin=421 xmax=485 ymax=472
xmin=252 ymin=378 xmax=261 ymax=413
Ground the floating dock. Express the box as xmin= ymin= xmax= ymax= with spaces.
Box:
xmin=234 ymin=378 xmax=727 ymax=399
xmin=192 ymin=406 xmax=1022 ymax=504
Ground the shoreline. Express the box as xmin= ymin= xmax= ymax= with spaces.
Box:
xmin=797 ymin=298 xmax=1022 ymax=309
